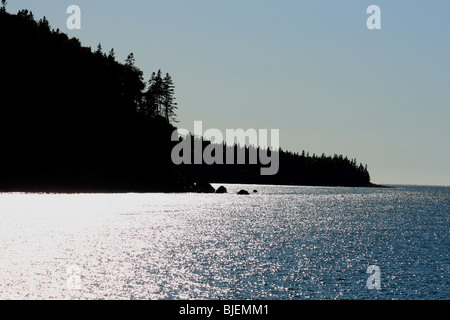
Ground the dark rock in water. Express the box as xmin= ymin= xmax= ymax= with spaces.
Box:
xmin=253 ymin=190 xmax=258 ymax=193
xmin=193 ymin=181 xmax=215 ymax=193
xmin=216 ymin=185 xmax=227 ymax=193
xmin=237 ymin=189 xmax=250 ymax=195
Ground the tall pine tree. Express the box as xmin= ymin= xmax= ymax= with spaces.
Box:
xmin=144 ymin=70 xmax=163 ymax=117
xmin=162 ymin=73 xmax=178 ymax=123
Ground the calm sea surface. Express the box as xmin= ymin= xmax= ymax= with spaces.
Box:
xmin=0 ymin=184 xmax=448 ymax=300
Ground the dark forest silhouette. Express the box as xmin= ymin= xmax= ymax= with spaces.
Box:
xmin=0 ymin=8 xmax=376 ymax=192
xmin=177 ymin=137 xmax=371 ymax=187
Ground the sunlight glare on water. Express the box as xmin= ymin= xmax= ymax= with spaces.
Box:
xmin=0 ymin=185 xmax=448 ymax=300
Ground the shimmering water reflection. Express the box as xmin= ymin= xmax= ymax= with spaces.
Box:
xmin=0 ymin=185 xmax=448 ymax=299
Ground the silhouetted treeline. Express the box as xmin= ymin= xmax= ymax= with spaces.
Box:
xmin=0 ymin=9 xmax=375 ymax=192
xmin=175 ymin=137 xmax=372 ymax=187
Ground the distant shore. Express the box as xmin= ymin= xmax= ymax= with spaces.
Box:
xmin=0 ymin=181 xmax=391 ymax=194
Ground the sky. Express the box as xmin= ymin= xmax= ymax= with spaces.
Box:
xmin=7 ymin=1 xmax=450 ymax=185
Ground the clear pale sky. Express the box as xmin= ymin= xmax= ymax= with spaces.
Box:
xmin=8 ymin=1 xmax=450 ymax=185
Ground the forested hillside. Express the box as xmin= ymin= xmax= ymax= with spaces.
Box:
xmin=0 ymin=8 xmax=375 ymax=192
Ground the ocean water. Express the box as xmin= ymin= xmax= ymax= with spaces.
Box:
xmin=0 ymin=184 xmax=448 ymax=300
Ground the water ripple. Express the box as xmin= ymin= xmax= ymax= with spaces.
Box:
xmin=0 ymin=185 xmax=448 ymax=299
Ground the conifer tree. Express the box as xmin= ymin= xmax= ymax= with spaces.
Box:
xmin=162 ymin=73 xmax=178 ymax=123
xmin=1 ymin=0 xmax=7 ymax=14
xmin=108 ymin=48 xmax=115 ymax=61
xmin=95 ymin=43 xmax=103 ymax=56
xmin=144 ymin=70 xmax=164 ymax=117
